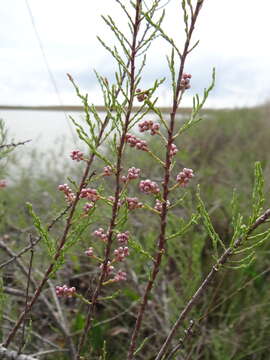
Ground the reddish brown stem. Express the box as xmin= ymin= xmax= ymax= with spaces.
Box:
xmin=127 ymin=2 xmax=205 ymax=359
xmin=75 ymin=1 xmax=143 ymax=358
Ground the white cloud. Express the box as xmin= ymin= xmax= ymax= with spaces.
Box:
xmin=1 ymin=0 xmax=270 ymax=107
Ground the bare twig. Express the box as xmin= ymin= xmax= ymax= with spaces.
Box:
xmin=0 ymin=204 xmax=71 ymax=270
xmin=0 ymin=237 xmax=76 ymax=358
xmin=166 ymin=320 xmax=194 ymax=360
xmin=31 ymin=349 xmax=68 ymax=357
xmin=3 ymin=287 xmax=33 ymax=298
xmin=0 ymin=139 xmax=31 ymax=150
xmin=3 ymin=315 xmax=62 ymax=350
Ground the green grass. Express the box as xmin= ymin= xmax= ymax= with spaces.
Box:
xmin=1 ymin=105 xmax=270 ymax=359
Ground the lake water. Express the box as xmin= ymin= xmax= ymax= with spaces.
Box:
xmin=0 ymin=109 xmax=183 ymax=180
xmin=1 ymin=109 xmax=170 ymax=152
xmin=1 ymin=110 xmax=83 ymax=153
xmin=0 ymin=109 xmax=177 ymax=176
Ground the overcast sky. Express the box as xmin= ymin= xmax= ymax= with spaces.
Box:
xmin=1 ymin=0 xmax=270 ymax=108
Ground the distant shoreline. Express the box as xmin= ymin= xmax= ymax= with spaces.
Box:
xmin=0 ymin=105 xmax=218 ymax=113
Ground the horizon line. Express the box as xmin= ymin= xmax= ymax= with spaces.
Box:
xmin=0 ymin=104 xmax=233 ymax=113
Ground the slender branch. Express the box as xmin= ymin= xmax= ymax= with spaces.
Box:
xmin=18 ymin=235 xmax=34 ymax=354
xmin=31 ymin=349 xmax=68 ymax=357
xmin=166 ymin=320 xmax=194 ymax=360
xmin=3 ymin=287 xmax=33 ymax=298
xmin=3 ymin=315 xmax=62 ymax=350
xmin=75 ymin=2 xmax=143 ymax=358
xmin=0 ymin=139 xmax=31 ymax=150
xmin=155 ymin=208 xmax=270 ymax=360
xmin=0 ymin=204 xmax=71 ymax=270
xmin=127 ymin=2 xmax=205 ymax=358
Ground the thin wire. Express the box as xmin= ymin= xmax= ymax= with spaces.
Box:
xmin=24 ymin=0 xmax=77 ymax=143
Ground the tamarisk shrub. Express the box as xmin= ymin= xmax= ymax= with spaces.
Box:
xmin=2 ymin=2 xmax=270 ymax=360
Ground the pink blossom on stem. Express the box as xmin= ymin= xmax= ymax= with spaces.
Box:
xmin=138 ymin=120 xmax=153 ymax=132
xmin=103 ymin=165 xmax=113 ymax=176
xmin=125 ymin=133 xmax=148 ymax=152
xmin=125 ymin=133 xmax=137 ymax=147
xmin=70 ymin=150 xmax=84 ymax=162
xmin=85 ymin=247 xmax=94 ymax=257
xmin=176 ymin=168 xmax=194 ymax=187
xmin=180 ymin=73 xmax=192 ymax=90
xmin=80 ymin=188 xmax=99 ymax=202
xmin=93 ymin=227 xmax=108 ymax=242
xmin=126 ymin=197 xmax=143 ymax=210
xmin=136 ymin=88 xmax=148 ymax=102
xmin=117 ymin=231 xmax=130 ymax=245
xmin=169 ymin=143 xmax=178 ymax=157
xmin=83 ymin=202 xmax=94 ymax=214
xmin=58 ymin=184 xmax=76 ymax=204
xmin=113 ymin=270 xmax=127 ymax=282
xmin=139 ymin=179 xmax=160 ymax=194
xmin=135 ymin=140 xmax=148 ymax=151
xmin=121 ymin=175 xmax=128 ymax=183
xmin=114 ymin=246 xmax=129 ymax=262
xmin=150 ymin=123 xmax=160 ymax=135
xmin=125 ymin=167 xmax=141 ymax=181
xmin=138 ymin=120 xmax=160 ymax=135
xmin=0 ymin=180 xmax=7 ymax=188
xmin=55 ymin=285 xmax=76 ymax=298
xmin=100 ymin=261 xmax=114 ymax=274
xmin=154 ymin=199 xmax=171 ymax=212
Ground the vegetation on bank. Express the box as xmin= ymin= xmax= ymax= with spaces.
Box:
xmin=1 ymin=104 xmax=270 ymax=359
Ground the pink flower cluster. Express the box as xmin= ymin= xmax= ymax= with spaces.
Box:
xmin=180 ymin=73 xmax=192 ymax=90
xmin=154 ymin=199 xmax=171 ymax=212
xmin=139 ymin=179 xmax=160 ymax=194
xmin=70 ymin=150 xmax=84 ymax=162
xmin=58 ymin=184 xmax=76 ymax=203
xmin=107 ymin=196 xmax=143 ymax=211
xmin=116 ymin=231 xmax=130 ymax=245
xmin=56 ymin=285 xmax=76 ymax=298
xmin=85 ymin=247 xmax=94 ymax=257
xmin=103 ymin=166 xmax=113 ymax=176
xmin=136 ymin=88 xmax=148 ymax=102
xmin=83 ymin=202 xmax=94 ymax=214
xmin=86 ymin=230 xmax=130 ymax=283
xmin=93 ymin=227 xmax=108 ymax=242
xmin=100 ymin=261 xmax=114 ymax=274
xmin=125 ymin=133 xmax=148 ymax=151
xmin=114 ymin=246 xmax=129 ymax=261
xmin=114 ymin=270 xmax=127 ymax=282
xmin=169 ymin=143 xmax=178 ymax=157
xmin=138 ymin=120 xmax=160 ymax=135
xmin=121 ymin=167 xmax=141 ymax=182
xmin=176 ymin=168 xmax=194 ymax=187
xmin=126 ymin=197 xmax=143 ymax=210
xmin=79 ymin=188 xmax=99 ymax=202
xmin=0 ymin=180 xmax=7 ymax=188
